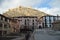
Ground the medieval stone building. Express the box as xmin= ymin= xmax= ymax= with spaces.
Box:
xmin=13 ymin=16 xmax=38 ymax=31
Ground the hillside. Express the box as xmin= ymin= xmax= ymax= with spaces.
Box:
xmin=3 ymin=6 xmax=48 ymax=18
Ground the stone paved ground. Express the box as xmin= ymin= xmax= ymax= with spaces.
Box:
xmin=11 ymin=28 xmax=60 ymax=40
xmin=11 ymin=33 xmax=25 ymax=40
xmin=33 ymin=28 xmax=60 ymax=40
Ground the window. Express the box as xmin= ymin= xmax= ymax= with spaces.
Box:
xmin=53 ymin=17 xmax=56 ymax=21
xmin=27 ymin=19 xmax=29 ymax=21
xmin=46 ymin=17 xmax=49 ymax=23
xmin=1 ymin=17 xmax=3 ymax=20
xmin=33 ymin=20 xmax=34 ymax=22
xmin=25 ymin=19 xmax=26 ymax=25
xmin=27 ymin=19 xmax=29 ymax=26
xmin=35 ymin=19 xmax=37 ymax=21
xmin=33 ymin=23 xmax=34 ymax=26
xmin=51 ymin=17 xmax=53 ymax=23
xmin=49 ymin=17 xmax=51 ymax=24
xmin=5 ymin=18 xmax=7 ymax=22
xmin=55 ymin=17 xmax=58 ymax=20
xmin=45 ymin=16 xmax=47 ymax=24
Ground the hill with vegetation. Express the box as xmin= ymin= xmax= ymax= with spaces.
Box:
xmin=3 ymin=6 xmax=48 ymax=18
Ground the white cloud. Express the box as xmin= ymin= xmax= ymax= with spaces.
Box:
xmin=0 ymin=0 xmax=60 ymax=16
xmin=34 ymin=0 xmax=60 ymax=16
xmin=49 ymin=0 xmax=60 ymax=8
xmin=0 ymin=0 xmax=44 ymax=14
xmin=34 ymin=7 xmax=60 ymax=16
xmin=35 ymin=0 xmax=60 ymax=16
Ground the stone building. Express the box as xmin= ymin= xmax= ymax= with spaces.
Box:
xmin=0 ymin=14 xmax=10 ymax=36
xmin=13 ymin=16 xmax=38 ymax=31
xmin=52 ymin=20 xmax=60 ymax=31
xmin=40 ymin=15 xmax=60 ymax=28
xmin=9 ymin=19 xmax=20 ymax=33
xmin=0 ymin=14 xmax=19 ymax=36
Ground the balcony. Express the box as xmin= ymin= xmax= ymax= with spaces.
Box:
xmin=0 ymin=27 xmax=10 ymax=30
xmin=4 ymin=28 xmax=10 ymax=30
xmin=0 ymin=20 xmax=9 ymax=24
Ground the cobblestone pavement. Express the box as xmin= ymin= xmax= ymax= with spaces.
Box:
xmin=11 ymin=33 xmax=26 ymax=40
xmin=11 ymin=28 xmax=60 ymax=40
xmin=33 ymin=28 xmax=60 ymax=40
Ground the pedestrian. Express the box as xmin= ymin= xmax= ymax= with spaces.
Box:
xmin=25 ymin=32 xmax=30 ymax=40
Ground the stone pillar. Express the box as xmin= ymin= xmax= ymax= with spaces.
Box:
xmin=2 ymin=23 xmax=4 ymax=36
xmin=3 ymin=17 xmax=5 ymax=21
xmin=7 ymin=24 xmax=9 ymax=34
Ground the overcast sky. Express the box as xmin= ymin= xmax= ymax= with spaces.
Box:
xmin=0 ymin=0 xmax=60 ymax=15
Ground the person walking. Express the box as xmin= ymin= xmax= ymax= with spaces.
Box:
xmin=25 ymin=32 xmax=30 ymax=40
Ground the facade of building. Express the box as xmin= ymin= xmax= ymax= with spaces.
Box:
xmin=40 ymin=15 xmax=60 ymax=28
xmin=52 ymin=20 xmax=60 ymax=31
xmin=0 ymin=14 xmax=10 ymax=36
xmin=13 ymin=16 xmax=38 ymax=31
xmin=9 ymin=19 xmax=20 ymax=33
xmin=0 ymin=14 xmax=19 ymax=36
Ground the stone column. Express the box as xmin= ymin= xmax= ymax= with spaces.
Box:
xmin=7 ymin=24 xmax=9 ymax=34
xmin=3 ymin=17 xmax=5 ymax=21
xmin=2 ymin=23 xmax=4 ymax=36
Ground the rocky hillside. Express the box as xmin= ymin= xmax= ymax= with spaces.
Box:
xmin=3 ymin=6 xmax=48 ymax=18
